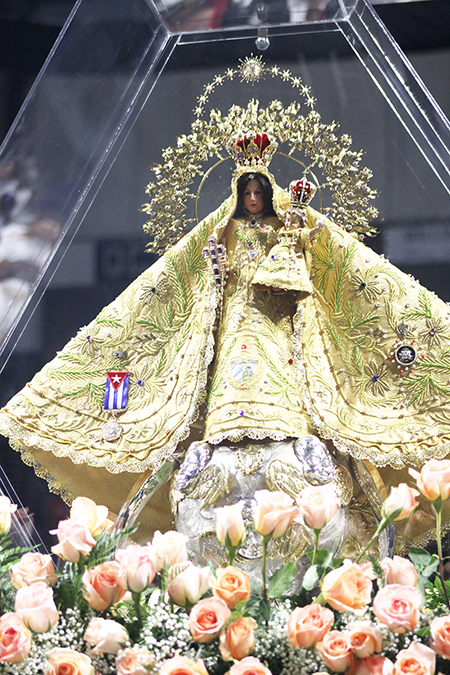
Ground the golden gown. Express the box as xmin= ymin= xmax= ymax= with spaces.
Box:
xmin=1 ymin=177 xmax=450 ymax=548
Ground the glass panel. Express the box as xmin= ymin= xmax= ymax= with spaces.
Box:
xmin=0 ymin=0 xmax=448 ymax=545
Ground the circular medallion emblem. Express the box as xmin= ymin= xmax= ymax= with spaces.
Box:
xmin=395 ymin=344 xmax=417 ymax=366
xmin=102 ymin=421 xmax=122 ymax=442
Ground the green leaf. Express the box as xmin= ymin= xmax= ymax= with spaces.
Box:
xmin=267 ymin=562 xmax=296 ymax=598
xmin=306 ymin=549 xmax=334 ymax=568
xmin=409 ymin=547 xmax=431 ymax=568
xmin=422 ymin=557 xmax=439 ymax=579
xmin=260 ymin=597 xmax=271 ymax=622
xmin=302 ymin=565 xmax=321 ymax=591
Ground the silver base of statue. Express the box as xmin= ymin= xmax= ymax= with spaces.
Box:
xmin=173 ymin=435 xmax=390 ymax=592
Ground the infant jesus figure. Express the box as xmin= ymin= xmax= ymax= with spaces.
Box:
xmin=252 ymin=178 xmax=323 ymax=300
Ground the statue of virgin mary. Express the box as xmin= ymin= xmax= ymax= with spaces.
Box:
xmin=0 ymin=88 xmax=449 ymax=560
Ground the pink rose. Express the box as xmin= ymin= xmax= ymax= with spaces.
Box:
xmin=287 ymin=604 xmax=334 ymax=649
xmin=431 ymin=614 xmax=450 ymax=659
xmin=229 ymin=656 xmax=272 ymax=675
xmin=212 ymin=566 xmax=251 ymax=609
xmin=354 ymin=656 xmax=394 ymax=675
xmin=317 ymin=630 xmax=353 ymax=673
xmin=220 ymin=617 xmax=257 ymax=661
xmin=115 ymin=544 xmax=156 ymax=593
xmin=297 ymin=486 xmax=339 ymax=530
xmin=50 ymin=519 xmax=96 ymax=563
xmin=15 ymin=581 xmax=59 ymax=633
xmin=84 ymin=617 xmax=128 ymax=655
xmin=409 ymin=459 xmax=450 ymax=502
xmin=82 ymin=561 xmax=126 ymax=611
xmin=215 ymin=504 xmax=245 ymax=547
xmin=11 ymin=552 xmax=57 ymax=588
xmin=69 ymin=497 xmax=113 ymax=537
xmin=116 ymin=645 xmax=156 ymax=675
xmin=381 ymin=556 xmax=418 ymax=587
xmin=189 ymin=597 xmax=231 ymax=643
xmin=253 ymin=490 xmax=299 ymax=539
xmin=159 ymin=655 xmax=209 ymax=675
xmin=169 ymin=563 xmax=211 ymax=606
xmin=322 ymin=560 xmax=372 ymax=615
xmin=348 ymin=621 xmax=383 ymax=659
xmin=382 ymin=484 xmax=420 ymax=522
xmin=0 ymin=496 xmax=17 ymax=535
xmin=372 ymin=584 xmax=422 ymax=633
xmin=393 ymin=642 xmax=435 ymax=675
xmin=0 ymin=613 xmax=32 ymax=663
xmin=152 ymin=530 xmax=188 ymax=572
xmin=45 ymin=647 xmax=94 ymax=675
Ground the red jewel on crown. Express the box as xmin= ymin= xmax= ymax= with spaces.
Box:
xmin=228 ymin=131 xmax=278 ymax=167
xmin=289 ymin=178 xmax=316 ymax=206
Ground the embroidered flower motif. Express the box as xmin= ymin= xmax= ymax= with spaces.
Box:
xmin=73 ymin=324 xmax=105 ymax=358
xmin=364 ymin=362 xmax=390 ymax=396
xmin=128 ymin=365 xmax=164 ymax=401
xmin=350 ymin=270 xmax=383 ymax=302
xmin=419 ymin=318 xmax=450 ymax=347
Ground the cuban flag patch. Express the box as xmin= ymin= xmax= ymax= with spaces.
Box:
xmin=104 ymin=371 xmax=129 ymax=410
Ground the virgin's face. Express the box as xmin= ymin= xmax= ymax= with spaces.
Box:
xmin=243 ymin=179 xmax=265 ymax=215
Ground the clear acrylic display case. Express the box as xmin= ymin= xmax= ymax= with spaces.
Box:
xmin=0 ymin=0 xmax=449 ymax=542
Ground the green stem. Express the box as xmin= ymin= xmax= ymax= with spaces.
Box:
xmin=311 ymin=530 xmax=320 ymax=566
xmin=132 ymin=591 xmax=142 ymax=627
xmin=355 ymin=517 xmax=389 ymax=564
xmin=261 ymin=535 xmax=271 ymax=600
xmin=434 ymin=501 xmax=450 ymax=610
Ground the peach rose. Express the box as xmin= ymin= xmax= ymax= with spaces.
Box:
xmin=380 ymin=556 xmax=418 ymax=587
xmin=393 ymin=642 xmax=435 ymax=675
xmin=317 ymin=630 xmax=353 ymax=673
xmin=382 ymin=484 xmax=420 ymax=522
xmin=212 ymin=566 xmax=251 ymax=609
xmin=15 ymin=581 xmax=59 ymax=633
xmin=431 ymin=614 xmax=450 ymax=659
xmin=254 ymin=490 xmax=299 ymax=539
xmin=115 ymin=544 xmax=156 ymax=593
xmin=354 ymin=656 xmax=394 ymax=675
xmin=51 ymin=519 xmax=96 ymax=563
xmin=215 ymin=504 xmax=245 ymax=547
xmin=45 ymin=647 xmax=94 ymax=675
xmin=84 ymin=617 xmax=128 ymax=655
xmin=372 ymin=584 xmax=421 ymax=633
xmin=82 ymin=561 xmax=126 ymax=611
xmin=152 ymin=530 xmax=188 ymax=572
xmin=298 ymin=486 xmax=339 ymax=530
xmin=322 ymin=560 xmax=372 ymax=615
xmin=229 ymin=656 xmax=272 ymax=675
xmin=0 ymin=613 xmax=32 ymax=663
xmin=409 ymin=459 xmax=450 ymax=502
xmin=169 ymin=563 xmax=211 ymax=606
xmin=220 ymin=617 xmax=256 ymax=661
xmin=348 ymin=621 xmax=382 ymax=659
xmin=0 ymin=496 xmax=17 ymax=535
xmin=69 ymin=496 xmax=113 ymax=537
xmin=11 ymin=552 xmax=57 ymax=588
xmin=159 ymin=655 xmax=208 ymax=675
xmin=189 ymin=597 xmax=231 ymax=643
xmin=116 ymin=645 xmax=156 ymax=675
xmin=287 ymin=604 xmax=334 ymax=649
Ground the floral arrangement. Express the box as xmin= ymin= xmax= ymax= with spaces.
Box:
xmin=2 ymin=459 xmax=450 ymax=675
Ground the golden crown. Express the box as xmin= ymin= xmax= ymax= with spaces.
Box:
xmin=227 ymin=132 xmax=278 ymax=167
xmin=289 ymin=179 xmax=316 ymax=206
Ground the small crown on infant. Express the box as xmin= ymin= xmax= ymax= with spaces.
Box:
xmin=289 ymin=179 xmax=316 ymax=206
xmin=228 ymin=132 xmax=278 ymax=167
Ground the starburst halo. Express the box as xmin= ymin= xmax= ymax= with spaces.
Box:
xmin=238 ymin=55 xmax=265 ymax=83
xmin=142 ymin=58 xmax=378 ymax=255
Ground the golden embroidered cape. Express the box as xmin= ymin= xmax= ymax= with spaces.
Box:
xmin=1 ymin=174 xmax=450 ymax=544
